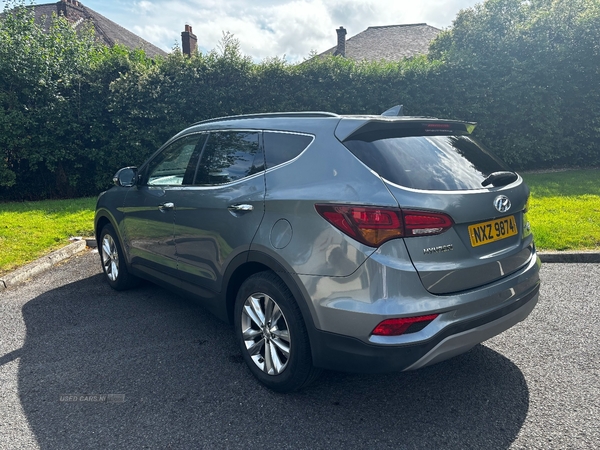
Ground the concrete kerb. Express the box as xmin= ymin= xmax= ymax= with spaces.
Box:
xmin=0 ymin=238 xmax=598 ymax=293
xmin=538 ymin=251 xmax=600 ymax=263
xmin=0 ymin=239 xmax=88 ymax=292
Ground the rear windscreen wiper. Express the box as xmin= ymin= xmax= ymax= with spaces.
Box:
xmin=481 ymin=171 xmax=518 ymax=187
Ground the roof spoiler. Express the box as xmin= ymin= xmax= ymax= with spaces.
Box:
xmin=381 ymin=105 xmax=404 ymax=117
xmin=335 ymin=118 xmax=477 ymax=142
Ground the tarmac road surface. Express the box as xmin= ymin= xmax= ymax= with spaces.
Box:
xmin=0 ymin=250 xmax=598 ymax=449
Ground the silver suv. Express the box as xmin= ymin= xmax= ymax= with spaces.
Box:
xmin=95 ymin=109 xmax=540 ymax=392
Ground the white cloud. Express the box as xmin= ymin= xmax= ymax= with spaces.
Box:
xmin=2 ymin=0 xmax=482 ymax=61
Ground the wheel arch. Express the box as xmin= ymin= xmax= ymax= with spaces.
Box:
xmin=222 ymin=250 xmax=320 ymax=335
xmin=94 ymin=210 xmax=130 ymax=265
xmin=95 ymin=214 xmax=112 ymax=244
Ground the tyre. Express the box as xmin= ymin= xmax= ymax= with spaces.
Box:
xmin=234 ymin=272 xmax=321 ymax=392
xmin=99 ymin=224 xmax=139 ymax=291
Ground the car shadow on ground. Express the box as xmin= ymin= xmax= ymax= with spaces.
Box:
xmin=17 ymin=273 xmax=529 ymax=449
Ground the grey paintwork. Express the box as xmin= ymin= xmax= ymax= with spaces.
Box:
xmin=120 ymin=186 xmax=179 ymax=277
xmin=95 ymin=111 xmax=541 ymax=374
xmin=299 ymin=240 xmax=540 ymax=342
xmin=173 ymin=174 xmax=266 ymax=292
xmin=255 ymin=130 xmax=396 ymax=277
xmin=404 ymin=290 xmax=539 ymax=370
xmin=333 ymin=116 xmax=475 ymax=141
xmin=383 ymin=178 xmax=533 ymax=294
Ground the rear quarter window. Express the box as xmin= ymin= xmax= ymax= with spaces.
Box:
xmin=263 ymin=132 xmax=313 ymax=168
xmin=343 ymin=134 xmax=510 ymax=191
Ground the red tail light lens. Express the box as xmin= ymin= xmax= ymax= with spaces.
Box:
xmin=315 ymin=205 xmax=403 ymax=247
xmin=372 ymin=314 xmax=439 ymax=336
xmin=315 ymin=204 xmax=453 ymax=247
xmin=404 ymin=212 xmax=454 ymax=236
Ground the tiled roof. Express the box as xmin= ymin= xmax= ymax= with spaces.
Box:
xmin=29 ymin=1 xmax=167 ymax=58
xmin=319 ymin=24 xmax=441 ymax=62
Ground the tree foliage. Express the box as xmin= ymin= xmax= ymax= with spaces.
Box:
xmin=0 ymin=0 xmax=599 ymax=201
xmin=430 ymin=0 xmax=600 ymax=167
xmin=1 ymin=0 xmax=106 ymax=197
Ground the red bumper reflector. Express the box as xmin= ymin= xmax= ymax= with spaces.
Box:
xmin=371 ymin=314 xmax=439 ymax=336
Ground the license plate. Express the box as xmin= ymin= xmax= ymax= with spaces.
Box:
xmin=468 ymin=215 xmax=518 ymax=247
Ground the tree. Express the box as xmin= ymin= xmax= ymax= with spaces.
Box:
xmin=428 ymin=0 xmax=600 ymax=168
xmin=0 ymin=0 xmax=100 ymax=197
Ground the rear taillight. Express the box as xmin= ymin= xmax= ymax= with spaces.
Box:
xmin=371 ymin=314 xmax=439 ymax=336
xmin=315 ymin=204 xmax=453 ymax=247
xmin=404 ymin=212 xmax=454 ymax=236
xmin=315 ymin=205 xmax=403 ymax=247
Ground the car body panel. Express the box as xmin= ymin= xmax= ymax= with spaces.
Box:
xmin=299 ymin=237 xmax=540 ymax=342
xmin=255 ymin=132 xmax=397 ymax=277
xmin=173 ymin=175 xmax=266 ymax=292
xmin=120 ymin=186 xmax=179 ymax=277
xmin=382 ymin=179 xmax=534 ymax=294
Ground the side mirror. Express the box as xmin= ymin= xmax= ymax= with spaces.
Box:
xmin=113 ymin=167 xmax=138 ymax=187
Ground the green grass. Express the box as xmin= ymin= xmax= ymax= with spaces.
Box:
xmin=522 ymin=169 xmax=600 ymax=251
xmin=0 ymin=197 xmax=96 ymax=275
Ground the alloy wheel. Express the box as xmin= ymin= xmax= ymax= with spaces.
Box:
xmin=240 ymin=292 xmax=291 ymax=375
xmin=101 ymin=234 xmax=120 ymax=282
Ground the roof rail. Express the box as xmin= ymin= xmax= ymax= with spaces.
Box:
xmin=193 ymin=111 xmax=339 ymax=126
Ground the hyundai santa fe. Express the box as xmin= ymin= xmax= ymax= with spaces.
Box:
xmin=95 ymin=107 xmax=541 ymax=392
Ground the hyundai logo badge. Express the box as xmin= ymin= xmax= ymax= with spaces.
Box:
xmin=494 ymin=195 xmax=511 ymax=213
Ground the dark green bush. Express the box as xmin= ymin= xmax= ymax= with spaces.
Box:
xmin=1 ymin=0 xmax=598 ymax=201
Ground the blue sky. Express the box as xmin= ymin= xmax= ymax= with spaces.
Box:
xmin=2 ymin=0 xmax=482 ymax=62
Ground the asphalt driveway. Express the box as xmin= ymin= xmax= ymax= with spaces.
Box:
xmin=0 ymin=250 xmax=598 ymax=449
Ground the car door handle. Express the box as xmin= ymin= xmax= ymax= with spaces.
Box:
xmin=158 ymin=202 xmax=175 ymax=211
xmin=228 ymin=204 xmax=253 ymax=212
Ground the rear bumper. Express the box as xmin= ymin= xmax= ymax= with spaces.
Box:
xmin=300 ymin=238 xmax=541 ymax=340
xmin=310 ymin=283 xmax=539 ymax=373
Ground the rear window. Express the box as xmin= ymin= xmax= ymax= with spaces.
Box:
xmin=343 ymin=134 xmax=510 ymax=191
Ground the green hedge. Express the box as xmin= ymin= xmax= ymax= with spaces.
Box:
xmin=1 ymin=0 xmax=599 ymax=201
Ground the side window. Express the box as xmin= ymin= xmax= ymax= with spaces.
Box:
xmin=263 ymin=132 xmax=313 ymax=169
xmin=194 ymin=131 xmax=262 ymax=185
xmin=146 ymin=135 xmax=203 ymax=186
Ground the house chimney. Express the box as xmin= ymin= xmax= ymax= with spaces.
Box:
xmin=335 ymin=26 xmax=347 ymax=57
xmin=181 ymin=24 xmax=198 ymax=57
xmin=57 ymin=0 xmax=67 ymax=16
xmin=57 ymin=0 xmax=82 ymax=16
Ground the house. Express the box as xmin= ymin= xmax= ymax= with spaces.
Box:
xmin=28 ymin=0 xmax=167 ymax=58
xmin=319 ymin=23 xmax=441 ymax=62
